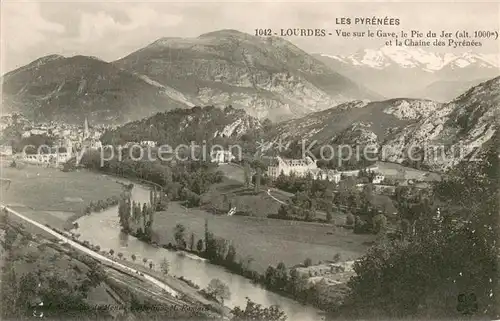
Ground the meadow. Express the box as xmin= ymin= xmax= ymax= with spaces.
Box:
xmin=0 ymin=160 xmax=123 ymax=229
xmin=151 ymin=201 xmax=375 ymax=273
xmin=376 ymin=161 xmax=442 ymax=181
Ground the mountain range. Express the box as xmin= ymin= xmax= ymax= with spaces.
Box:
xmin=315 ymin=47 xmax=499 ymax=101
xmin=1 ymin=29 xmax=380 ymax=124
xmin=101 ymin=75 xmax=499 ymax=172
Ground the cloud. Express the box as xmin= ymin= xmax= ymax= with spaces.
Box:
xmin=1 ymin=1 xmax=499 ymax=73
xmin=1 ymin=2 xmax=65 ymax=52
xmin=75 ymin=5 xmax=183 ymax=43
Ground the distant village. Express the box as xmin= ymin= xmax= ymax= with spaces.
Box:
xmin=0 ymin=115 xmax=105 ymax=164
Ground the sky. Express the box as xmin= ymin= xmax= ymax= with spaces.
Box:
xmin=1 ymin=0 xmax=499 ymax=73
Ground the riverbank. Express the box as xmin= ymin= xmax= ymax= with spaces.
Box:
xmin=110 ymin=256 xmax=231 ymax=317
xmin=73 ymin=182 xmax=324 ymax=321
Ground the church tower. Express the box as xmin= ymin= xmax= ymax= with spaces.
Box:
xmin=84 ymin=117 xmax=89 ymax=139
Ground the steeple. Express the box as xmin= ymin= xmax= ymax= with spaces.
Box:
xmin=84 ymin=117 xmax=89 ymax=139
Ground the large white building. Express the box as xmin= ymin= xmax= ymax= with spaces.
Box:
xmin=267 ymin=157 xmax=384 ymax=184
xmin=267 ymin=156 xmax=318 ymax=178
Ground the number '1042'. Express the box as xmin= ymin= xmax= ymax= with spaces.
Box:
xmin=255 ymin=29 xmax=272 ymax=36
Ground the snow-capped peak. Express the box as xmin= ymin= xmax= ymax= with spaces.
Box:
xmin=320 ymin=47 xmax=500 ymax=72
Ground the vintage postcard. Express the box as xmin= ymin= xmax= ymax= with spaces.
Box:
xmin=0 ymin=1 xmax=498 ymax=321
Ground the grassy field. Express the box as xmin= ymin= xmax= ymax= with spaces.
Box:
xmin=0 ymin=160 xmax=123 ymax=229
xmin=151 ymin=202 xmax=375 ymax=273
xmin=376 ymin=161 xmax=442 ymax=181
xmin=200 ymin=177 xmax=282 ymax=217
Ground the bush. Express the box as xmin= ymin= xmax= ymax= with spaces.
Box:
xmin=353 ymin=216 xmax=371 ymax=234
xmin=372 ymin=214 xmax=388 ymax=234
xmin=346 ymin=213 xmax=355 ymax=226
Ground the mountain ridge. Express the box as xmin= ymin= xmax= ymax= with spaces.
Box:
xmin=315 ymin=47 xmax=500 ymax=101
xmin=112 ymin=29 xmax=381 ymax=121
xmin=263 ymin=76 xmax=499 ymax=171
xmin=1 ymin=55 xmax=190 ymax=124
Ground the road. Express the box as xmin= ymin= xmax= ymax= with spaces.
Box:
xmin=266 ymin=189 xmax=287 ymax=205
xmin=0 ymin=203 xmax=179 ymax=298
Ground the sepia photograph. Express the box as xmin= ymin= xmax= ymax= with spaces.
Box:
xmin=0 ymin=1 xmax=499 ymax=321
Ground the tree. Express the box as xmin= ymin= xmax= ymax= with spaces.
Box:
xmin=197 ymin=239 xmax=204 ymax=252
xmin=189 ymin=233 xmax=195 ymax=251
xmin=118 ymin=197 xmax=131 ymax=232
xmin=117 ymin=252 xmax=123 ymax=259
xmin=274 ymin=262 xmax=288 ymax=291
xmin=303 ymin=258 xmax=312 ymax=267
xmin=174 ymin=224 xmax=186 ymax=249
xmin=372 ymin=214 xmax=387 ymax=235
xmin=131 ymin=254 xmax=136 ymax=262
xmin=254 ymin=167 xmax=262 ymax=193
xmin=231 ymin=298 xmax=287 ymax=321
xmin=160 ymin=258 xmax=170 ymax=275
xmin=326 ymin=207 xmax=333 ymax=222
xmin=205 ymin=278 xmax=231 ymax=305
xmin=225 ymin=244 xmax=237 ymax=265
xmin=142 ymin=257 xmax=147 ymax=265
xmin=149 ymin=261 xmax=154 ymax=270
xmin=345 ymin=212 xmax=355 ymax=226
xmin=109 ymin=249 xmax=114 ymax=256
xmin=243 ymin=162 xmax=252 ymax=188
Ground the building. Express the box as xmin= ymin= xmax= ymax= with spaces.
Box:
xmin=140 ymin=140 xmax=157 ymax=147
xmin=267 ymin=156 xmax=318 ymax=179
xmin=211 ymin=150 xmax=235 ymax=164
xmin=0 ymin=145 xmax=13 ymax=156
xmin=307 ymin=168 xmax=342 ymax=183
xmin=22 ymin=147 xmax=73 ymax=165
xmin=338 ymin=165 xmax=379 ymax=177
xmin=372 ymin=174 xmax=385 ymax=184
xmin=30 ymin=129 xmax=47 ymax=135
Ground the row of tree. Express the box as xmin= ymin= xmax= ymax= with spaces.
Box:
xmin=83 ymin=195 xmax=121 ymax=214
xmin=118 ymin=189 xmax=163 ymax=242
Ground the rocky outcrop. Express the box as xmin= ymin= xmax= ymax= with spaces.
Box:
xmin=382 ymin=77 xmax=499 ymax=170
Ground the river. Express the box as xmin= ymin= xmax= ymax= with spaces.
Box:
xmin=75 ymin=182 xmax=325 ymax=321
